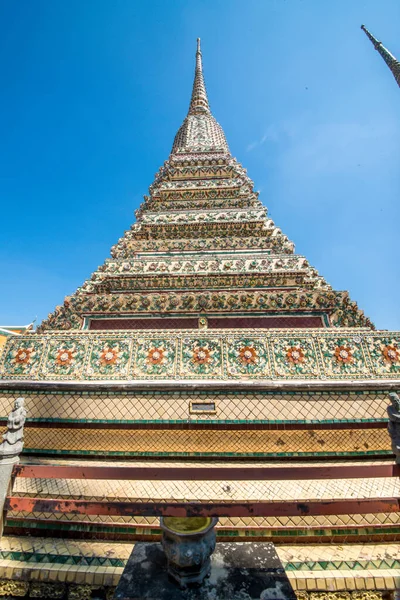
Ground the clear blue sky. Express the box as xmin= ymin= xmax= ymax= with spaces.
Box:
xmin=1 ymin=0 xmax=399 ymax=330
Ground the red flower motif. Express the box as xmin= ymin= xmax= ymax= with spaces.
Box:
xmin=56 ymin=349 xmax=74 ymax=366
xmin=286 ymin=347 xmax=305 ymax=364
xmin=239 ymin=346 xmax=257 ymax=365
xmin=383 ymin=345 xmax=399 ymax=364
xmin=100 ymin=347 xmax=118 ymax=365
xmin=147 ymin=347 xmax=164 ymax=365
xmin=192 ymin=346 xmax=211 ymax=365
xmin=334 ymin=346 xmax=353 ymax=364
xmin=14 ymin=348 xmax=31 ymax=364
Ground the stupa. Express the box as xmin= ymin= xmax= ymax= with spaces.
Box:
xmin=0 ymin=39 xmax=399 ymax=599
xmin=361 ymin=24 xmax=400 ymax=88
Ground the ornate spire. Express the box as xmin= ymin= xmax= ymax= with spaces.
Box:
xmin=171 ymin=38 xmax=229 ymax=154
xmin=361 ymin=25 xmax=400 ymax=88
xmin=188 ymin=38 xmax=211 ymax=115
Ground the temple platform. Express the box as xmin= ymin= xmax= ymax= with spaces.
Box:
xmin=0 ymin=536 xmax=398 ymax=598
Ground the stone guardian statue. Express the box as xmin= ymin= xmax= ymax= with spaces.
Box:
xmin=0 ymin=398 xmax=27 ymax=457
xmin=387 ymin=392 xmax=400 ymax=464
xmin=0 ymin=398 xmax=27 ymax=538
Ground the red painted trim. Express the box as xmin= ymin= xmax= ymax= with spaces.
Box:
xmin=13 ymin=463 xmax=400 ymax=481
xmin=88 ymin=315 xmax=325 ymax=331
xmin=7 ymin=517 xmax=399 ymax=533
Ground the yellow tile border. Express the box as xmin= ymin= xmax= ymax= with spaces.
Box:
xmin=0 ymin=563 xmax=399 ymax=591
xmin=288 ymin=569 xmax=400 ymax=591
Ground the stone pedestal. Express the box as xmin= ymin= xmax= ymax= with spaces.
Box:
xmin=114 ymin=541 xmax=296 ymax=600
xmin=0 ymin=397 xmax=26 ymax=538
xmin=0 ymin=454 xmax=19 ymax=535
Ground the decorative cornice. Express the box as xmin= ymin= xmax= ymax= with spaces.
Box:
xmin=112 ymin=236 xmax=294 ymax=256
xmin=91 ymin=273 xmax=316 ymax=293
xmin=138 ymin=208 xmax=267 ymax=225
xmin=131 ymin=221 xmax=275 ymax=240
xmin=98 ymin=254 xmax=311 ymax=275
xmin=37 ymin=288 xmax=371 ymax=332
xmin=140 ymin=196 xmax=261 ymax=212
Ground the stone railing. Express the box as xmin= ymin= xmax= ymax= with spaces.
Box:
xmin=0 ymin=328 xmax=399 ymax=382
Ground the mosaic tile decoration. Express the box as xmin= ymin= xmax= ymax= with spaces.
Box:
xmin=226 ymin=336 xmax=270 ymax=378
xmin=87 ymin=338 xmax=132 ymax=379
xmin=133 ymin=337 xmax=178 ymax=378
xmin=44 ymin=337 xmax=87 ymax=378
xmin=1 ymin=337 xmax=46 ymax=379
xmin=1 ymin=329 xmax=400 ymax=381
xmin=367 ymin=336 xmax=400 ymax=377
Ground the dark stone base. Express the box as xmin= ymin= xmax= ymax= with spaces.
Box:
xmin=114 ymin=541 xmax=297 ymax=600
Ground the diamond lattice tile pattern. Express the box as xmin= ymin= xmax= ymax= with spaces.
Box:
xmin=7 ymin=510 xmax=400 ymax=530
xmin=9 ymin=459 xmax=399 ymax=532
xmin=0 ymin=535 xmax=133 ymax=559
xmin=0 ymin=390 xmax=390 ymax=422
xmin=12 ymin=476 xmax=400 ymax=502
xmin=276 ymin=543 xmax=400 ymax=566
xmin=20 ymin=427 xmax=390 ymax=456
xmin=1 ymin=536 xmax=399 ymax=573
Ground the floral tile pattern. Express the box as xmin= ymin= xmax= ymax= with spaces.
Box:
xmin=365 ymin=334 xmax=400 ymax=376
xmin=226 ymin=337 xmax=269 ymax=378
xmin=133 ymin=337 xmax=177 ymax=378
xmin=180 ymin=336 xmax=222 ymax=378
xmin=86 ymin=338 xmax=132 ymax=379
xmin=0 ymin=337 xmax=46 ymax=378
xmin=1 ymin=330 xmax=400 ymax=381
xmin=271 ymin=336 xmax=319 ymax=378
xmin=319 ymin=335 xmax=369 ymax=378
xmin=41 ymin=338 xmax=88 ymax=378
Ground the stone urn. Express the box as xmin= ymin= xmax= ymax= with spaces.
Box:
xmin=160 ymin=516 xmax=218 ymax=588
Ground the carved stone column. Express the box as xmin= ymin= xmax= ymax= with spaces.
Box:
xmin=0 ymin=397 xmax=26 ymax=537
xmin=387 ymin=392 xmax=400 ymax=464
